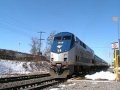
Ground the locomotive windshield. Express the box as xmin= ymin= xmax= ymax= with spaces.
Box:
xmin=54 ymin=36 xmax=61 ymax=41
xmin=63 ymin=36 xmax=71 ymax=40
xmin=51 ymin=32 xmax=75 ymax=53
xmin=54 ymin=36 xmax=71 ymax=41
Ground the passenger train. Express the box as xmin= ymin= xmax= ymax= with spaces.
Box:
xmin=50 ymin=32 xmax=108 ymax=78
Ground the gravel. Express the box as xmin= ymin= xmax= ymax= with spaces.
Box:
xmin=50 ymin=80 xmax=120 ymax=90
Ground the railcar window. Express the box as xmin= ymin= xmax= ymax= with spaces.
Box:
xmin=80 ymin=41 xmax=83 ymax=46
xmin=76 ymin=56 xmax=77 ymax=61
xmin=54 ymin=36 xmax=61 ymax=41
xmin=63 ymin=36 xmax=71 ymax=40
xmin=80 ymin=41 xmax=86 ymax=48
xmin=71 ymin=35 xmax=75 ymax=43
xmin=83 ymin=43 xmax=86 ymax=48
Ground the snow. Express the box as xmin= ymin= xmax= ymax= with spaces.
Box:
xmin=50 ymin=88 xmax=59 ymax=90
xmin=0 ymin=59 xmax=117 ymax=90
xmin=85 ymin=71 xmax=116 ymax=80
xmin=0 ymin=59 xmax=49 ymax=76
xmin=50 ymin=71 xmax=116 ymax=90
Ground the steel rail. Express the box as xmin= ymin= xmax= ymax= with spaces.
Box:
xmin=0 ymin=76 xmax=65 ymax=90
xmin=0 ymin=73 xmax=50 ymax=83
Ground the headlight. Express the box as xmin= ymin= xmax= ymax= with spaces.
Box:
xmin=51 ymin=58 xmax=54 ymax=61
xmin=64 ymin=58 xmax=67 ymax=61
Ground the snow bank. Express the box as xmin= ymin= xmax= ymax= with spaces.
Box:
xmin=0 ymin=59 xmax=49 ymax=75
xmin=85 ymin=71 xmax=116 ymax=80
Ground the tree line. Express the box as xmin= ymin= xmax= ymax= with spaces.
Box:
xmin=30 ymin=31 xmax=56 ymax=57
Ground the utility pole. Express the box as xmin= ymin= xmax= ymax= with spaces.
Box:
xmin=38 ymin=32 xmax=45 ymax=55
xmin=113 ymin=16 xmax=120 ymax=81
xmin=113 ymin=16 xmax=120 ymax=57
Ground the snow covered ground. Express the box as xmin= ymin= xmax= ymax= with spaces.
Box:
xmin=0 ymin=59 xmax=116 ymax=80
xmin=0 ymin=59 xmax=117 ymax=90
xmin=0 ymin=59 xmax=49 ymax=77
xmin=50 ymin=71 xmax=116 ymax=90
xmin=85 ymin=71 xmax=116 ymax=80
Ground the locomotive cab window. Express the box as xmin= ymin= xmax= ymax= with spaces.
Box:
xmin=63 ymin=36 xmax=71 ymax=40
xmin=54 ymin=36 xmax=61 ymax=41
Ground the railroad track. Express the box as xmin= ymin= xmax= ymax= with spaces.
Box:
xmin=0 ymin=73 xmax=65 ymax=90
xmin=0 ymin=73 xmax=50 ymax=83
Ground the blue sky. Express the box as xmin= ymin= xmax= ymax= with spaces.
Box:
xmin=0 ymin=0 xmax=120 ymax=64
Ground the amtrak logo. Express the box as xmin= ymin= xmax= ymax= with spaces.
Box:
xmin=58 ymin=41 xmax=63 ymax=44
xmin=57 ymin=45 xmax=62 ymax=48
xmin=57 ymin=45 xmax=62 ymax=52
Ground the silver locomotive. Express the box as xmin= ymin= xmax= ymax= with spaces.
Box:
xmin=50 ymin=32 xmax=108 ymax=78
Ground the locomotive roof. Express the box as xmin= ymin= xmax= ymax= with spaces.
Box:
xmin=55 ymin=32 xmax=95 ymax=52
xmin=55 ymin=32 xmax=74 ymax=37
xmin=54 ymin=32 xmax=94 ymax=52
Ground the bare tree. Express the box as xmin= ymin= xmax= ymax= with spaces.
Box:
xmin=44 ymin=31 xmax=56 ymax=56
xmin=30 ymin=37 xmax=39 ymax=55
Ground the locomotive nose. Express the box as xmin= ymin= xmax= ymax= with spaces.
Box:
xmin=50 ymin=52 xmax=68 ymax=62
